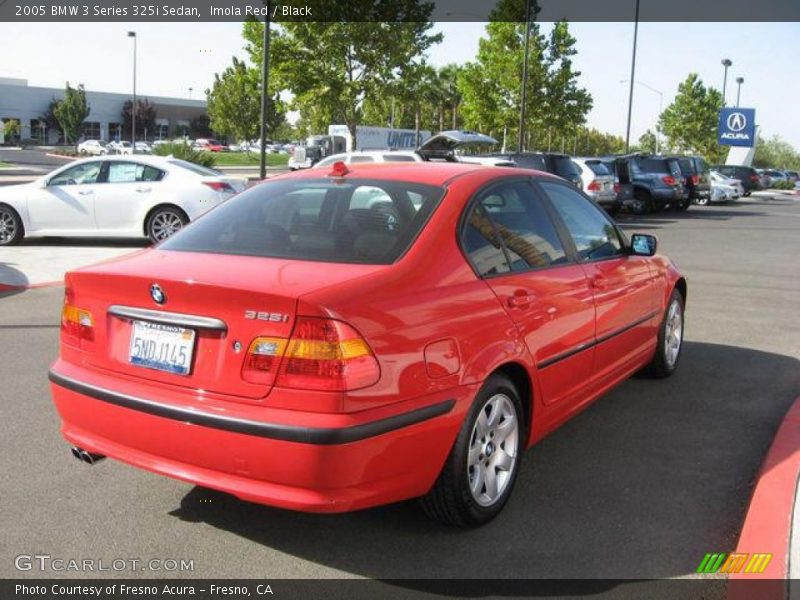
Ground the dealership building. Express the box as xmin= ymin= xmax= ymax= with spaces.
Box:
xmin=0 ymin=77 xmax=207 ymax=143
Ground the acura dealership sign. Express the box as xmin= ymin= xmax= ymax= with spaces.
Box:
xmin=718 ymin=107 xmax=756 ymax=147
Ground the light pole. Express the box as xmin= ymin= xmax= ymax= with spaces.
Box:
xmin=259 ymin=1 xmax=271 ymax=180
xmin=188 ymin=87 xmax=193 ymax=99
xmin=620 ymin=79 xmax=663 ymax=154
xmin=721 ymin=58 xmax=732 ymax=105
xmin=128 ymin=31 xmax=137 ymax=153
xmin=517 ymin=0 xmax=532 ymax=152
xmin=735 ymin=76 xmax=744 ymax=107
xmin=624 ymin=0 xmax=640 ymax=153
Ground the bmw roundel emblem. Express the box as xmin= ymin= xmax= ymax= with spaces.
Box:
xmin=150 ymin=284 xmax=166 ymax=305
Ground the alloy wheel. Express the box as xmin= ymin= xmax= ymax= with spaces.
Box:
xmin=467 ymin=393 xmax=519 ymax=507
xmin=664 ymin=299 xmax=683 ymax=368
xmin=0 ymin=208 xmax=17 ymax=244
xmin=150 ymin=211 xmax=184 ymax=242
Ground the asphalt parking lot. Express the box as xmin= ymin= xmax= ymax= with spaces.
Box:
xmin=0 ymin=194 xmax=798 ymax=584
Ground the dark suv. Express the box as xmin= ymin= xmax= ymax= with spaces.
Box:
xmin=625 ymin=155 xmax=687 ymax=213
xmin=490 ymin=152 xmax=582 ymax=188
xmin=669 ymin=156 xmax=710 ymax=206
xmin=711 ymin=165 xmax=762 ymax=195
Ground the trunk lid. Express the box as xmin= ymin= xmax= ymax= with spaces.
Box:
xmin=70 ymin=249 xmax=383 ymax=402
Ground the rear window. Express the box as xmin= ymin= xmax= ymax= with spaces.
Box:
xmin=167 ymin=159 xmax=221 ymax=177
xmin=677 ymin=159 xmax=695 ymax=174
xmin=552 ymin=157 xmax=580 ymax=178
xmin=508 ymin=154 xmax=547 ymax=170
xmin=584 ymin=161 xmax=610 ymax=176
xmin=635 ymin=158 xmax=671 ymax=174
xmin=160 ymin=178 xmax=445 ymax=265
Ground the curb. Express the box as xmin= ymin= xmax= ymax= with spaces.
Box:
xmin=44 ymin=153 xmax=77 ymax=161
xmin=728 ymin=396 xmax=800 ymax=595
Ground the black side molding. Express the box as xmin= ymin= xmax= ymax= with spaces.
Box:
xmin=48 ymin=370 xmax=455 ymax=445
xmin=538 ymin=310 xmax=660 ymax=369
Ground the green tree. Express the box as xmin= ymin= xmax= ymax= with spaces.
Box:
xmin=189 ymin=114 xmax=212 ymax=138
xmin=574 ymin=127 xmax=626 ymax=156
xmin=2 ymin=119 xmax=21 ymax=142
xmin=658 ymin=73 xmax=725 ymax=162
xmin=121 ymin=98 xmax=157 ymax=139
xmin=53 ymin=83 xmax=90 ymax=144
xmin=753 ymin=135 xmax=800 ymax=170
xmin=242 ymin=3 xmax=441 ymax=148
xmin=207 ymin=55 xmax=287 ymax=143
xmin=636 ymin=129 xmax=658 ymax=154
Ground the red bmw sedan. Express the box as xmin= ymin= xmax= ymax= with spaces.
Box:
xmin=50 ymin=162 xmax=686 ymax=526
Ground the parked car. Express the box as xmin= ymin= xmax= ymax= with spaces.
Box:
xmin=194 ymin=138 xmax=227 ymax=152
xmin=109 ymin=141 xmax=134 ymax=155
xmin=488 ymin=151 xmax=583 ymax=188
xmin=626 ymin=155 xmax=687 ymax=214
xmin=764 ymin=169 xmax=788 ymax=184
xmin=597 ymin=156 xmax=634 ymax=211
xmin=711 ymin=165 xmax=761 ymax=195
xmin=313 ymin=151 xmax=423 ymax=168
xmin=48 ymin=162 xmax=686 ymax=526
xmin=0 ymin=155 xmax=246 ymax=246
xmin=708 ymin=171 xmax=743 ymax=203
xmin=784 ymin=170 xmax=799 ymax=183
xmin=77 ymin=140 xmax=109 ymax=156
xmin=417 ymin=131 xmax=516 ymax=167
xmin=669 ymin=156 xmax=710 ymax=206
xmin=572 ymin=158 xmax=619 ymax=213
xmin=135 ymin=142 xmax=152 ymax=154
xmin=755 ymin=169 xmax=773 ymax=189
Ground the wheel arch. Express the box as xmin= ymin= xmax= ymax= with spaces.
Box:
xmin=0 ymin=201 xmax=26 ymax=240
xmin=674 ymin=276 xmax=687 ymax=305
xmin=491 ymin=362 xmax=533 ymax=443
xmin=142 ymin=203 xmax=190 ymax=237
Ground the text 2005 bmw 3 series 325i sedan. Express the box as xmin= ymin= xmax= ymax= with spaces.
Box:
xmin=49 ymin=161 xmax=686 ymax=527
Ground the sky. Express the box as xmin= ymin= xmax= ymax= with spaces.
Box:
xmin=1 ymin=21 xmax=798 ymax=148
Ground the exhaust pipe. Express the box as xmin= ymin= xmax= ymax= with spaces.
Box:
xmin=70 ymin=446 xmax=106 ymax=465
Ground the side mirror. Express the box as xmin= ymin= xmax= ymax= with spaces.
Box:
xmin=630 ymin=233 xmax=657 ymax=256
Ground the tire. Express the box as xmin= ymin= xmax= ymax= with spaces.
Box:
xmin=631 ymin=190 xmax=652 ymax=215
xmin=694 ymin=195 xmax=709 ymax=206
xmin=146 ymin=206 xmax=188 ymax=244
xmin=421 ymin=374 xmax=524 ymax=527
xmin=674 ymin=197 xmax=691 ymax=211
xmin=0 ymin=204 xmax=24 ymax=246
xmin=643 ymin=288 xmax=685 ymax=378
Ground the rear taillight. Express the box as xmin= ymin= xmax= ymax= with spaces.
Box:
xmin=279 ymin=317 xmax=379 ymax=391
xmin=61 ymin=287 xmax=94 ymax=344
xmin=691 ymin=175 xmax=700 ymax=185
xmin=241 ymin=317 xmax=380 ymax=391
xmin=587 ymin=180 xmax=601 ymax=192
xmin=662 ymin=175 xmax=677 ymax=186
xmin=613 ymin=183 xmax=621 ymax=194
xmin=750 ymin=174 xmax=759 ymax=181
xmin=202 ymin=181 xmax=235 ymax=193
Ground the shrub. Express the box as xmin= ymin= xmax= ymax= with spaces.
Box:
xmin=772 ymin=180 xmax=795 ymax=190
xmin=153 ymin=142 xmax=216 ymax=168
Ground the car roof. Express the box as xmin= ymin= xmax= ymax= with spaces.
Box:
xmin=280 ymin=161 xmax=560 ymax=185
xmin=60 ymin=154 xmax=179 ymax=168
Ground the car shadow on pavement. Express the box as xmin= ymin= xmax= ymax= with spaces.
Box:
xmin=19 ymin=237 xmax=150 ymax=248
xmin=0 ymin=261 xmax=28 ymax=296
xmin=170 ymin=341 xmax=799 ymax=581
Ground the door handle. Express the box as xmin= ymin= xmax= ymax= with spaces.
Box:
xmin=77 ymin=190 xmax=94 ymax=196
xmin=591 ymin=275 xmax=607 ymax=290
xmin=507 ymin=292 xmax=535 ymax=308
xmin=135 ymin=187 xmax=151 ymax=193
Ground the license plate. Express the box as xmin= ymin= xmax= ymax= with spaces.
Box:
xmin=128 ymin=320 xmax=195 ymax=376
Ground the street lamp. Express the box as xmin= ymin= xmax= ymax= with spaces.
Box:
xmin=735 ymin=76 xmax=744 ymax=107
xmin=624 ymin=0 xmax=641 ymax=153
xmin=620 ymin=79 xmax=663 ymax=154
xmin=128 ymin=31 xmax=137 ymax=153
xmin=721 ymin=58 xmax=732 ymax=105
xmin=188 ymin=87 xmax=193 ymax=99
xmin=259 ymin=1 xmax=271 ymax=180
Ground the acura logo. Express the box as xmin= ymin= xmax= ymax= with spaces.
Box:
xmin=727 ymin=112 xmax=747 ymax=132
xmin=150 ymin=284 xmax=166 ymax=305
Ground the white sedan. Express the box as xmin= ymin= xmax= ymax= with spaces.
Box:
xmin=76 ymin=140 xmax=109 ymax=156
xmin=0 ymin=155 xmax=246 ymax=245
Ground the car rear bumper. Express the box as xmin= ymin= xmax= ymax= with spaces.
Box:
xmin=49 ymin=360 xmax=470 ymax=512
